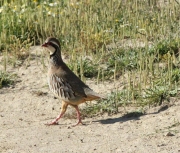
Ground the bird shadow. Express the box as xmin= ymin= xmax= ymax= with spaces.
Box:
xmin=94 ymin=111 xmax=144 ymax=124
xmin=94 ymin=105 xmax=169 ymax=124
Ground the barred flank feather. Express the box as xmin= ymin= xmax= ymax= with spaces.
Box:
xmin=48 ymin=74 xmax=76 ymax=100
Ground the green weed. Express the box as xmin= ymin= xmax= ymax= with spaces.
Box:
xmin=0 ymin=0 xmax=180 ymax=115
xmin=0 ymin=71 xmax=16 ymax=88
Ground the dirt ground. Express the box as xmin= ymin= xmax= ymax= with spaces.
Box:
xmin=0 ymin=46 xmax=180 ymax=153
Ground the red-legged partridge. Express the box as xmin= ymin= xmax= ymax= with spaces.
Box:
xmin=42 ymin=37 xmax=102 ymax=126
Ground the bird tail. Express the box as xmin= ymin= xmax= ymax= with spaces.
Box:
xmin=85 ymin=88 xmax=106 ymax=101
xmin=86 ymin=92 xmax=106 ymax=101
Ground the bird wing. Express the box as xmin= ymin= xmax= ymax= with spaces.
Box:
xmin=48 ymin=74 xmax=87 ymax=102
xmin=63 ymin=71 xmax=102 ymax=101
xmin=49 ymin=74 xmax=74 ymax=100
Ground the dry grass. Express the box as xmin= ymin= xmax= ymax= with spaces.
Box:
xmin=0 ymin=0 xmax=180 ymax=114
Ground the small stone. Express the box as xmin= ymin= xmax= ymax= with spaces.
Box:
xmin=157 ymin=144 xmax=166 ymax=147
xmin=165 ymin=132 xmax=175 ymax=136
xmin=19 ymin=118 xmax=23 ymax=121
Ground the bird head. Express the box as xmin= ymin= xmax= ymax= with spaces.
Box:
xmin=42 ymin=37 xmax=61 ymax=56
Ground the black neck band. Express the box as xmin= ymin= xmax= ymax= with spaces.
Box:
xmin=49 ymin=43 xmax=60 ymax=58
xmin=50 ymin=49 xmax=57 ymax=58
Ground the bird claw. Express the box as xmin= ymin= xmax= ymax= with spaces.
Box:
xmin=45 ymin=121 xmax=59 ymax=126
xmin=45 ymin=121 xmax=85 ymax=126
xmin=72 ymin=121 xmax=84 ymax=127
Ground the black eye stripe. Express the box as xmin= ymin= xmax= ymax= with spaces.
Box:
xmin=46 ymin=42 xmax=58 ymax=52
xmin=48 ymin=42 xmax=53 ymax=45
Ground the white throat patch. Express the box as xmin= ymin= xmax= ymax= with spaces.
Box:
xmin=48 ymin=46 xmax=56 ymax=55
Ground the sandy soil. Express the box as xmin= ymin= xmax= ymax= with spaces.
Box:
xmin=0 ymin=46 xmax=180 ymax=153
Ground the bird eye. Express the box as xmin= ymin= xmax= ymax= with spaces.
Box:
xmin=48 ymin=42 xmax=53 ymax=45
xmin=45 ymin=42 xmax=51 ymax=46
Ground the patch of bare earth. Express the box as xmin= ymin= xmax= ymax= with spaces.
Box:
xmin=0 ymin=46 xmax=180 ymax=153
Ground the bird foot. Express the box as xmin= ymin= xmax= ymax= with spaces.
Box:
xmin=45 ymin=121 xmax=59 ymax=126
xmin=72 ymin=121 xmax=84 ymax=127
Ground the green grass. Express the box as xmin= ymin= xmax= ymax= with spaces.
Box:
xmin=0 ymin=71 xmax=16 ymax=88
xmin=0 ymin=0 xmax=180 ymax=115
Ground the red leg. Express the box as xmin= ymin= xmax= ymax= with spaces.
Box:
xmin=46 ymin=112 xmax=65 ymax=125
xmin=72 ymin=105 xmax=84 ymax=126
xmin=46 ymin=102 xmax=68 ymax=126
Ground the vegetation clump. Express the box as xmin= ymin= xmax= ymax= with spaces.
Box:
xmin=0 ymin=0 xmax=180 ymax=115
